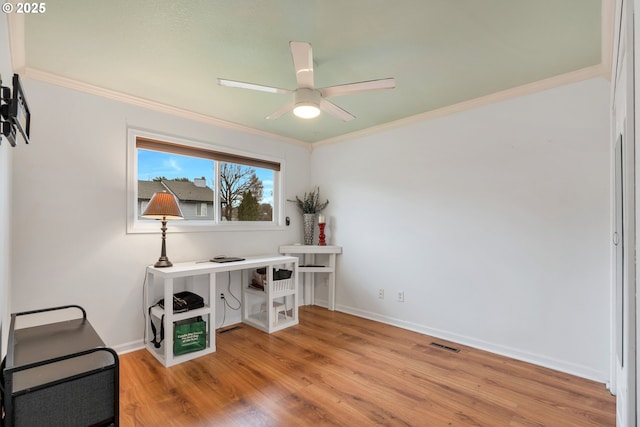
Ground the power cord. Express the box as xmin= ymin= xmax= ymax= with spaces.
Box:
xmin=218 ymin=271 xmax=241 ymax=328
xmin=224 ymin=271 xmax=241 ymax=309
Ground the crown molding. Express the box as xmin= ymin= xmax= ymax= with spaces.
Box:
xmin=312 ymin=64 xmax=608 ymax=149
xmin=24 ymin=63 xmax=607 ymax=152
xmin=23 ymin=67 xmax=310 ymax=149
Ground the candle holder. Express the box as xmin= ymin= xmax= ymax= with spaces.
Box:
xmin=318 ymin=222 xmax=326 ymax=246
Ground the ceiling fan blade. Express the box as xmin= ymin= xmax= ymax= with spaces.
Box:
xmin=319 ymin=99 xmax=355 ymax=122
xmin=320 ymin=78 xmax=396 ymax=98
xmin=266 ymin=101 xmax=295 ymax=120
xmin=290 ymin=41 xmax=314 ymax=89
xmin=218 ymin=78 xmax=291 ymax=94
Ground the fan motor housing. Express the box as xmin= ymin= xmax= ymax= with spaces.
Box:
xmin=295 ymin=88 xmax=320 ymax=106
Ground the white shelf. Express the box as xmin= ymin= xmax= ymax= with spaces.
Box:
xmin=243 ymin=311 xmax=297 ymax=333
xmin=279 ymin=245 xmax=342 ymax=255
xmin=299 ymin=266 xmax=333 ymax=273
xmin=149 ymin=305 xmax=211 ymax=322
xmin=145 ymin=255 xmax=299 ymax=367
xmin=244 ymin=287 xmax=296 ymax=298
xmin=144 ymin=263 xmax=217 ymax=368
xmin=241 ymin=261 xmax=299 ymax=333
xmin=279 ymin=245 xmax=342 ymax=310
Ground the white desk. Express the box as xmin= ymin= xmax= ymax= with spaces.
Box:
xmin=145 ymin=255 xmax=298 ymax=367
xmin=279 ymin=245 xmax=342 ymax=311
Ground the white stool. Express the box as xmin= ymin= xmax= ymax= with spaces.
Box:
xmin=273 ymin=302 xmax=288 ymax=324
xmin=260 ymin=302 xmax=288 ymax=324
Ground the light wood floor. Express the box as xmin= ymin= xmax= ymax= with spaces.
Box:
xmin=120 ymin=306 xmax=615 ymax=426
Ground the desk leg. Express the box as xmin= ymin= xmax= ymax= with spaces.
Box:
xmin=303 ymin=253 xmax=315 ymax=306
xmin=209 ymin=272 xmax=216 ymax=350
xmin=163 ymin=278 xmax=173 ymax=366
xmin=241 ymin=269 xmax=249 ymax=323
xmin=328 ymin=253 xmax=336 ymax=311
xmin=293 ymin=260 xmax=299 ymax=321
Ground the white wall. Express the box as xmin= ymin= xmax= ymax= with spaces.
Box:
xmin=8 ymin=72 xmax=611 ymax=382
xmin=10 ymin=79 xmax=310 ymax=351
xmin=312 ymin=78 xmax=611 ymax=382
xmin=0 ymin=14 xmax=13 ymax=358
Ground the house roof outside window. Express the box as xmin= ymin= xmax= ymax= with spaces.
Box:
xmin=138 ymin=180 xmax=167 ymax=201
xmin=138 ymin=180 xmax=213 ymax=203
xmin=160 ymin=180 xmax=213 ymax=203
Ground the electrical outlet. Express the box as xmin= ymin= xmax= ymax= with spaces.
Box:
xmin=397 ymin=291 xmax=404 ymax=302
xmin=378 ymin=289 xmax=384 ymax=299
xmin=220 ymin=293 xmax=225 ymax=300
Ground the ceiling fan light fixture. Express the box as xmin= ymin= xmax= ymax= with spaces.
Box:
xmin=293 ymin=103 xmax=320 ymax=119
xmin=293 ymin=88 xmax=321 ymax=119
xmin=218 ymin=42 xmax=395 ymax=122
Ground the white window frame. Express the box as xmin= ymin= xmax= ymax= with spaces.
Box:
xmin=127 ymin=128 xmax=285 ymax=233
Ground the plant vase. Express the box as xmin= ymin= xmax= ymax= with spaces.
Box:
xmin=303 ymin=213 xmax=315 ymax=245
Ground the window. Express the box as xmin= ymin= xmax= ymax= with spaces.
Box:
xmin=197 ymin=203 xmax=208 ymax=217
xmin=127 ymin=129 xmax=284 ymax=233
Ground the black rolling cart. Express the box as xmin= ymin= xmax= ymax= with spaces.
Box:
xmin=1 ymin=305 xmax=119 ymax=426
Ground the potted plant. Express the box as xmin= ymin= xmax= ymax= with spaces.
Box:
xmin=289 ymin=187 xmax=329 ymax=245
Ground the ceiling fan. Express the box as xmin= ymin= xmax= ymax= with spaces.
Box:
xmin=218 ymin=41 xmax=396 ymax=122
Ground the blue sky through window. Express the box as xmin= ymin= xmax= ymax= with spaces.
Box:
xmin=138 ymin=149 xmax=274 ymax=204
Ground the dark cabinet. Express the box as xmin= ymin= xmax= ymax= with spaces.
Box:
xmin=1 ymin=305 xmax=119 ymax=426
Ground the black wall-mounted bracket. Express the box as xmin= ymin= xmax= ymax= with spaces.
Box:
xmin=0 ymin=73 xmax=31 ymax=147
xmin=0 ymin=74 xmax=16 ymax=146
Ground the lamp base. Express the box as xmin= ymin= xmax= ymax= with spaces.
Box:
xmin=154 ymin=257 xmax=173 ymax=268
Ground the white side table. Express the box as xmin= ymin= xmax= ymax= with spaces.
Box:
xmin=279 ymin=245 xmax=342 ymax=311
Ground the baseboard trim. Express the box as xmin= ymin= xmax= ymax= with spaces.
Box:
xmin=113 ymin=340 xmax=145 ymax=355
xmin=336 ymin=304 xmax=608 ymax=383
xmin=114 ymin=304 xmax=607 ymax=383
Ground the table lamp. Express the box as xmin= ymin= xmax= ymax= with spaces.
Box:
xmin=142 ymin=191 xmax=183 ymax=267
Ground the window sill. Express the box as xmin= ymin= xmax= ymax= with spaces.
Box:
xmin=128 ymin=219 xmax=285 ymax=234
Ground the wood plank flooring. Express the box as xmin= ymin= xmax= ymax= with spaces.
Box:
xmin=119 ymin=306 xmax=615 ymax=426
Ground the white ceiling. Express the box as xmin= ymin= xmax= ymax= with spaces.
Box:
xmin=7 ymin=0 xmax=611 ymax=145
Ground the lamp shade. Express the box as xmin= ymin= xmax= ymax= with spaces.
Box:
xmin=142 ymin=192 xmax=184 ymax=219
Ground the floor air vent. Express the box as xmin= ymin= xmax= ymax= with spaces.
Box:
xmin=218 ymin=326 xmax=242 ymax=334
xmin=429 ymin=342 xmax=460 ymax=353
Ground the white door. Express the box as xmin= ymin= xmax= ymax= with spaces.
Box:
xmin=613 ymin=128 xmax=635 ymax=426
xmin=613 ymin=1 xmax=636 ymax=424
